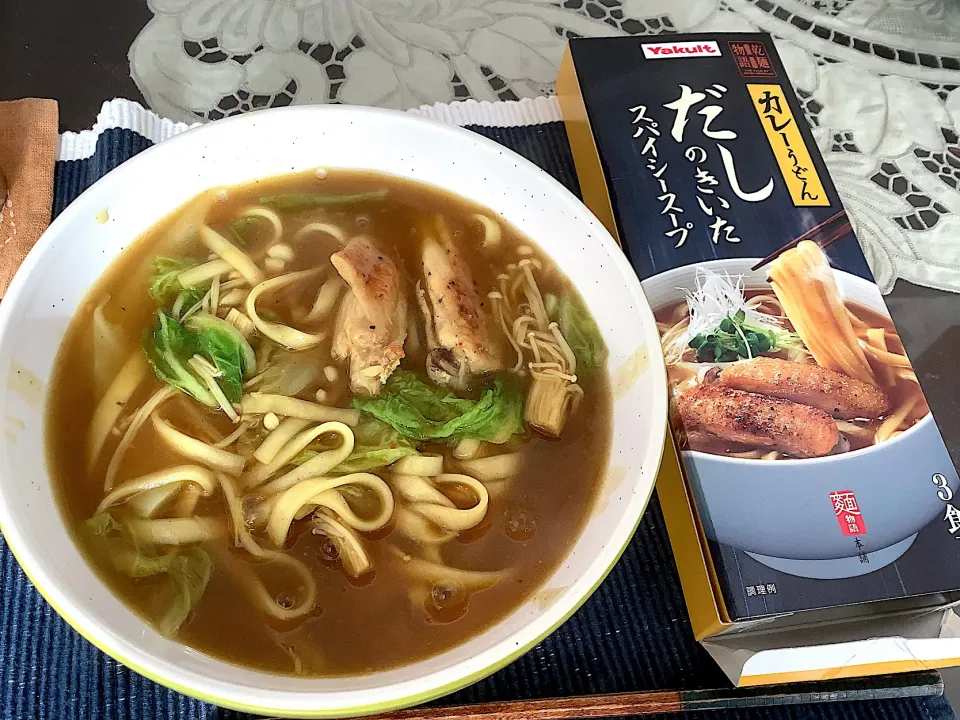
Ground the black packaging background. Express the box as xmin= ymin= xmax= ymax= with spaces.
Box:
xmin=569 ymin=33 xmax=960 ymax=620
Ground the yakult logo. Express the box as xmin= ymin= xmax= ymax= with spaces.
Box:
xmin=641 ymin=41 xmax=721 ymax=60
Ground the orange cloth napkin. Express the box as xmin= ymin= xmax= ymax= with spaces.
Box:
xmin=0 ymin=99 xmax=58 ymax=298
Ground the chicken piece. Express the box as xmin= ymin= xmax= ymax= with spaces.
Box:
xmin=419 ymin=233 xmax=501 ymax=388
xmin=676 ymin=384 xmax=839 ymax=458
xmin=330 ymin=237 xmax=407 ymax=396
xmin=718 ymin=357 xmax=888 ymax=420
xmin=682 ymin=429 xmax=726 ymax=454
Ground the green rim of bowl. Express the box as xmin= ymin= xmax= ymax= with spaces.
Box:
xmin=0 ymin=104 xmax=668 ymax=717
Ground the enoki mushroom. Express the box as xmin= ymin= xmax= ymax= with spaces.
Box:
xmin=488 ymin=258 xmax=581 ymax=437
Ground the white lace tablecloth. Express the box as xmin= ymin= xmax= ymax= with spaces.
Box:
xmin=129 ymin=0 xmax=960 ymax=295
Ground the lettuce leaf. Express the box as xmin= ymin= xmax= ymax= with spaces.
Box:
xmin=84 ymin=513 xmax=159 ymax=576
xmin=228 ymin=216 xmax=258 ymax=246
xmin=144 ymin=311 xmax=253 ymax=405
xmin=257 ymin=350 xmax=317 ymax=396
xmin=293 ymin=417 xmax=418 ymax=472
xmin=84 ymin=514 xmax=212 ymax=637
xmin=557 ymin=293 xmax=608 ymax=370
xmin=259 ymin=190 xmax=387 ymax=212
xmin=336 ymin=417 xmax=418 ymax=471
xmin=157 ymin=547 xmax=212 ymax=637
xmin=354 ymin=415 xmax=412 ymax=447
xmin=352 ymin=371 xmax=523 ymax=443
xmin=148 ymin=257 xmax=207 ymax=310
xmin=149 ymin=257 xmax=193 ymax=304
xmin=143 ymin=311 xmax=215 ymax=405
xmin=185 ymin=314 xmax=255 ymax=403
xmin=333 ymin=447 xmax=417 ymax=472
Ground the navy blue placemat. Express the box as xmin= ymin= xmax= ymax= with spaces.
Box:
xmin=0 ymin=120 xmax=947 ymax=720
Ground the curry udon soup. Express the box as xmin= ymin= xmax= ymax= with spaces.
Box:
xmin=656 ymin=242 xmax=928 ymax=461
xmin=47 ymin=170 xmax=612 ymax=676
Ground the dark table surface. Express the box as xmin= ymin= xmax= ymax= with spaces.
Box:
xmin=2 ymin=0 xmax=149 ymax=132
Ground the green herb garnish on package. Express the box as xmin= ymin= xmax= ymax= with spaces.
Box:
xmin=689 ymin=309 xmax=801 ymax=363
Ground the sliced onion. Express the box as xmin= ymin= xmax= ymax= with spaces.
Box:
xmin=257 ymin=422 xmax=355 ymax=496
xmin=164 ymin=188 xmax=218 ymax=249
xmin=245 ymin=269 xmax=326 ymax=350
xmin=257 ymin=354 xmax=318 ymax=396
xmin=178 ymin=259 xmax=232 ymax=288
xmin=393 ymin=454 xmax=443 ymax=476
xmin=92 ymin=296 xmax=126 ymax=400
xmin=252 ymin=418 xmax=312 ymax=465
xmin=302 ymin=276 xmax=343 ymax=324
xmin=266 ymin=473 xmax=393 ymax=547
xmin=240 ymin=393 xmax=359 ymax=425
xmin=97 ymin=465 xmax=217 ymax=514
xmin=247 ymin=421 xmax=353 ymax=489
xmin=152 ymin=415 xmax=247 ymax=476
xmin=199 ymin=225 xmax=264 ymax=286
xmin=393 ymin=506 xmax=456 ymax=545
xmin=389 ymin=548 xmax=507 ymax=590
xmin=411 ymin=474 xmax=488 ymax=532
xmin=459 ymin=452 xmax=522 ymax=482
xmin=128 ymin=517 xmax=224 ymax=546
xmin=87 ymin=353 xmax=149 ymax=474
xmin=128 ymin=485 xmax=180 ymax=519
xmin=311 ymin=514 xmax=372 ymax=578
xmin=103 ymin=386 xmax=178 ymax=490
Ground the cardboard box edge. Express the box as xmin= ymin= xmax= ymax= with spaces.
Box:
xmin=557 ymin=41 xmax=732 ymax=642
xmin=556 ymin=46 xmax=620 ymax=245
xmin=555 ymin=32 xmax=960 ymax=688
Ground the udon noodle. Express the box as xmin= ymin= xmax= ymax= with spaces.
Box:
xmin=48 ymin=170 xmax=612 ymax=676
xmin=656 ymin=241 xmax=928 ymax=460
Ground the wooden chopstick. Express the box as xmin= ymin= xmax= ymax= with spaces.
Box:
xmin=751 ymin=209 xmax=851 ymax=271
xmin=377 ymin=690 xmax=685 ymax=720
xmin=262 ymin=671 xmax=941 ymax=720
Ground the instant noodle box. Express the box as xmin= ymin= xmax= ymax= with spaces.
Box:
xmin=559 ymin=32 xmax=960 ymax=686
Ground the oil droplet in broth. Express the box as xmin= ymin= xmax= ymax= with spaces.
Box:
xmin=504 ymin=507 xmax=537 ymax=541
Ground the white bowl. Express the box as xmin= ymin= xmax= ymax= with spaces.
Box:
xmin=0 ymin=107 xmax=668 ymax=717
xmin=642 ymin=259 xmax=959 ymax=577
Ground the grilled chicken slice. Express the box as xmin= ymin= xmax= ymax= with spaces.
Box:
xmin=419 ymin=233 xmax=501 ymax=388
xmin=330 ymin=237 xmax=407 ymax=396
xmin=718 ymin=357 xmax=888 ymax=420
xmin=676 ymin=384 xmax=839 ymax=458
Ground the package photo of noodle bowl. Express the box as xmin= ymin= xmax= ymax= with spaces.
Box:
xmin=642 ymin=242 xmax=959 ymax=581
xmin=560 ymin=27 xmax=960 ymax=629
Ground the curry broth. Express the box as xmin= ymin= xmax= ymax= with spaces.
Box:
xmin=47 ymin=170 xmax=612 ymax=676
